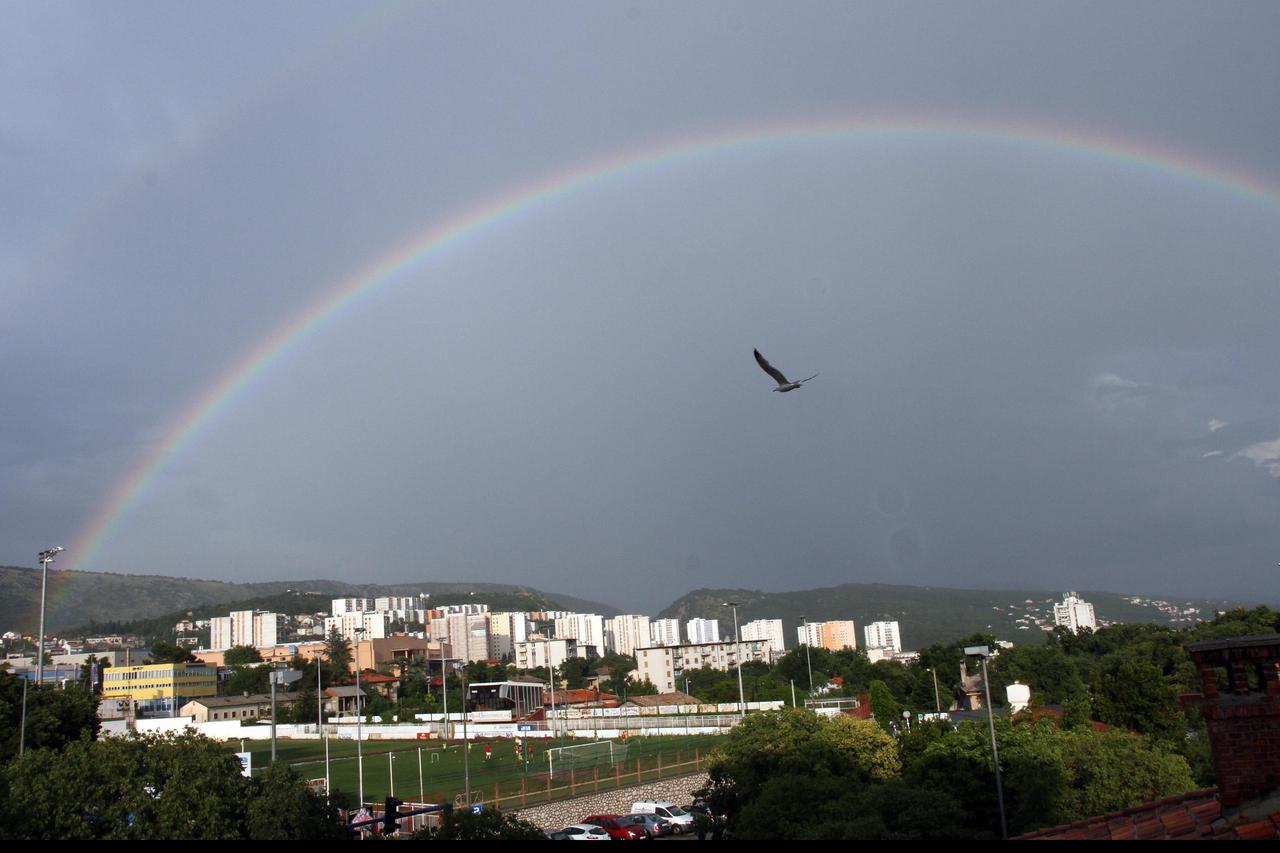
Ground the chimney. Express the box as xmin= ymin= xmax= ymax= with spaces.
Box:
xmin=1185 ymin=635 xmax=1280 ymax=809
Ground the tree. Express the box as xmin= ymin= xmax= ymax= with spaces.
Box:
xmin=868 ymin=680 xmax=902 ymax=733
xmin=145 ymin=641 xmax=195 ymax=664
xmin=0 ymin=673 xmax=99 ymax=762
xmin=224 ymin=645 xmax=263 ymax=666
xmin=324 ymin=629 xmax=352 ymax=680
xmin=0 ymin=731 xmax=345 ymax=840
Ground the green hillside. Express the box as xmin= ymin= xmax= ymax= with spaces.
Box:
xmin=658 ymin=582 xmax=1258 ymax=650
xmin=0 ymin=566 xmax=613 ymax=635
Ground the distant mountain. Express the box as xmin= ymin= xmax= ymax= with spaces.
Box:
xmin=0 ymin=566 xmax=616 ymax=634
xmin=658 ymin=582 xmax=1257 ymax=650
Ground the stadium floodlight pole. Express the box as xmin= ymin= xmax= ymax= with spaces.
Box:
xmin=354 ymin=626 xmax=366 ymax=808
xmin=928 ymin=667 xmax=941 ymax=713
xmin=965 ymin=645 xmax=1007 ymax=840
xmin=722 ymin=602 xmax=746 ymax=720
xmin=318 ymin=650 xmax=330 ymax=798
xmin=799 ymin=614 xmax=813 ymax=693
xmin=462 ymin=663 xmax=471 ymax=804
xmin=36 ymin=547 xmax=64 ymax=688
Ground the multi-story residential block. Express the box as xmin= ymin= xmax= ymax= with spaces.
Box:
xmin=102 ymin=662 xmax=217 ymax=717
xmin=635 ymin=639 xmax=772 ymax=694
xmin=797 ymin=620 xmax=858 ymax=651
xmin=209 ymin=610 xmax=284 ymax=650
xmin=514 ymin=637 xmax=578 ymax=671
xmin=650 ymin=619 xmax=682 ymax=647
xmin=1053 ymin=592 xmax=1096 ymax=633
xmin=609 ymin=614 xmax=652 ymax=657
xmin=554 ymin=613 xmax=606 ymax=656
xmin=863 ymin=620 xmax=901 ymax=653
xmin=486 ymin=611 xmax=528 ymax=660
xmin=429 ymin=612 xmax=490 ymax=662
xmin=741 ymin=619 xmax=786 ymax=655
xmin=331 ymin=598 xmax=375 ymax=616
xmin=324 ymin=611 xmax=390 ymax=645
xmin=685 ymin=618 xmax=721 ymax=644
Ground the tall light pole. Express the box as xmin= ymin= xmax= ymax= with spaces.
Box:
xmin=799 ymin=614 xmax=813 ymax=693
xmin=353 ymin=627 xmax=365 ymax=808
xmin=36 ymin=547 xmax=63 ymax=688
xmin=965 ymin=645 xmax=1007 ymax=840
xmin=927 ymin=667 xmax=941 ymax=714
xmin=318 ymin=649 xmax=330 ymax=798
xmin=722 ymin=603 xmax=745 ymax=720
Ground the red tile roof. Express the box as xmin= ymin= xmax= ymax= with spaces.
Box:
xmin=1017 ymin=787 xmax=1280 ymax=840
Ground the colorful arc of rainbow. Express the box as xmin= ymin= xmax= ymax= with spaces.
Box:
xmin=64 ymin=114 xmax=1280 ymax=578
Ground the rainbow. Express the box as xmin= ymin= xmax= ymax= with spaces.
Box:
xmin=62 ymin=114 xmax=1280 ymax=582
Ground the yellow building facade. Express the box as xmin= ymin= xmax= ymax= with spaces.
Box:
xmin=102 ymin=663 xmax=217 ymax=717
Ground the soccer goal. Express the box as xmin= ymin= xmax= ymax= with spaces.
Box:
xmin=545 ymin=740 xmax=630 ymax=778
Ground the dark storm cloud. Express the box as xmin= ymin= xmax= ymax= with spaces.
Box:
xmin=2 ymin=2 xmax=1278 ymax=613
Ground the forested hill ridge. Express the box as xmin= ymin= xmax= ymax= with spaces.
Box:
xmin=0 ymin=566 xmax=616 ymax=634
xmin=660 ymin=583 xmax=1258 ymax=650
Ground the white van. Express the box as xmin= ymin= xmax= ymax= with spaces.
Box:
xmin=631 ymin=801 xmax=693 ymax=833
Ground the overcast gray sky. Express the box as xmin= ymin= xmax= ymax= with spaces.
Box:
xmin=3 ymin=1 xmax=1278 ymax=613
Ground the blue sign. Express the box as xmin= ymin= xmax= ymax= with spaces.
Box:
xmin=517 ymin=724 xmax=533 ymax=731
xmin=471 ymin=804 xmax=484 ymax=815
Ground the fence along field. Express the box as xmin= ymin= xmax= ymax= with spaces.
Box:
xmin=241 ymin=734 xmax=722 ymax=810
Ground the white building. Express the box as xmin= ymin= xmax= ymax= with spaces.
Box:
xmin=324 ymin=611 xmax=390 ymax=645
xmin=650 ymin=619 xmax=682 ymax=647
xmin=635 ymin=639 xmax=772 ymax=694
xmin=331 ymin=598 xmax=375 ymax=617
xmin=686 ymin=618 xmax=721 ymax=644
xmin=487 ymin=611 xmax=528 ymax=660
xmin=864 ymin=621 xmax=902 ymax=653
xmin=741 ymin=619 xmax=786 ymax=655
xmin=209 ymin=610 xmax=285 ymax=650
xmin=514 ymin=637 xmax=578 ymax=671
xmin=1054 ymin=592 xmax=1097 ymax=634
xmin=554 ymin=613 xmax=607 ymax=656
xmin=609 ymin=615 xmax=652 ymax=657
xmin=431 ymin=612 xmax=491 ymax=662
xmin=797 ymin=620 xmax=858 ymax=652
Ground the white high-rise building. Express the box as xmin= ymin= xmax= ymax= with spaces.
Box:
xmin=331 ymin=598 xmax=375 ymax=616
xmin=797 ymin=620 xmax=858 ymax=651
xmin=864 ymin=621 xmax=902 ymax=653
xmin=554 ymin=613 xmax=606 ymax=656
xmin=1054 ymin=592 xmax=1096 ymax=634
xmin=686 ymin=618 xmax=721 ymax=644
xmin=487 ymin=611 xmax=528 ymax=660
xmin=514 ymin=636 xmax=577 ymax=671
xmin=209 ymin=610 xmax=284 ymax=650
xmin=741 ymin=619 xmax=786 ymax=654
xmin=324 ymin=611 xmax=390 ymax=645
xmin=609 ymin=615 xmax=652 ymax=657
xmin=650 ymin=619 xmax=682 ymax=647
xmin=636 ymin=639 xmax=773 ymax=694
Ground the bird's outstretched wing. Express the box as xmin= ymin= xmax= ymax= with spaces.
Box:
xmin=754 ymin=349 xmax=790 ymax=385
xmin=797 ymin=372 xmax=820 ymax=385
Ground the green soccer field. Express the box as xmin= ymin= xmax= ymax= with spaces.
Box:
xmin=238 ymin=733 xmax=724 ymax=809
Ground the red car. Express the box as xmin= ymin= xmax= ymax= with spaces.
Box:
xmin=581 ymin=815 xmax=647 ymax=841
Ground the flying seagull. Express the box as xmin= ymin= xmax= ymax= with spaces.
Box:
xmin=754 ymin=349 xmax=819 ymax=392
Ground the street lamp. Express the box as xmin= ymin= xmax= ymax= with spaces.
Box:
xmin=965 ymin=645 xmax=1007 ymax=840
xmin=36 ymin=547 xmax=64 ymax=688
xmin=926 ymin=666 xmax=941 ymax=713
xmin=722 ymin=603 xmax=746 ymax=720
xmin=354 ymin=627 xmax=366 ymax=808
xmin=799 ymin=614 xmax=814 ymax=692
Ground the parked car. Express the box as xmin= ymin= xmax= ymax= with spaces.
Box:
xmin=616 ymin=813 xmax=674 ymax=838
xmin=630 ymin=801 xmax=694 ymax=834
xmin=582 ymin=814 xmax=647 ymax=841
xmin=548 ymin=823 xmax=612 ymax=841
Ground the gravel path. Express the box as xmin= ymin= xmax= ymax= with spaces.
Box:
xmin=513 ymin=772 xmax=709 ymax=830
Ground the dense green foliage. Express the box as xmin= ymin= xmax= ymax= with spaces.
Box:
xmin=702 ymin=708 xmax=1197 ymax=839
xmin=0 ymin=731 xmax=347 ymax=840
xmin=0 ymin=674 xmax=99 ymax=762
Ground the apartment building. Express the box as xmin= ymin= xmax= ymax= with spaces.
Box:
xmin=429 ymin=612 xmax=490 ymax=662
xmin=686 ymin=618 xmax=721 ymax=644
xmin=609 ymin=614 xmax=652 ymax=657
xmin=797 ymin=619 xmax=858 ymax=651
xmin=209 ymin=610 xmax=286 ymax=651
xmin=554 ymin=613 xmax=607 ymax=656
xmin=1054 ymin=592 xmax=1097 ymax=634
xmin=487 ymin=611 xmax=528 ymax=660
xmin=635 ymin=639 xmax=772 ymax=694
xmin=741 ymin=618 xmax=785 ymax=652
xmin=863 ymin=620 xmax=902 ymax=653
xmin=324 ymin=611 xmax=390 ymax=645
xmin=513 ymin=637 xmax=578 ymax=671
xmin=650 ymin=619 xmax=682 ymax=647
xmin=331 ymin=598 xmax=375 ymax=616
